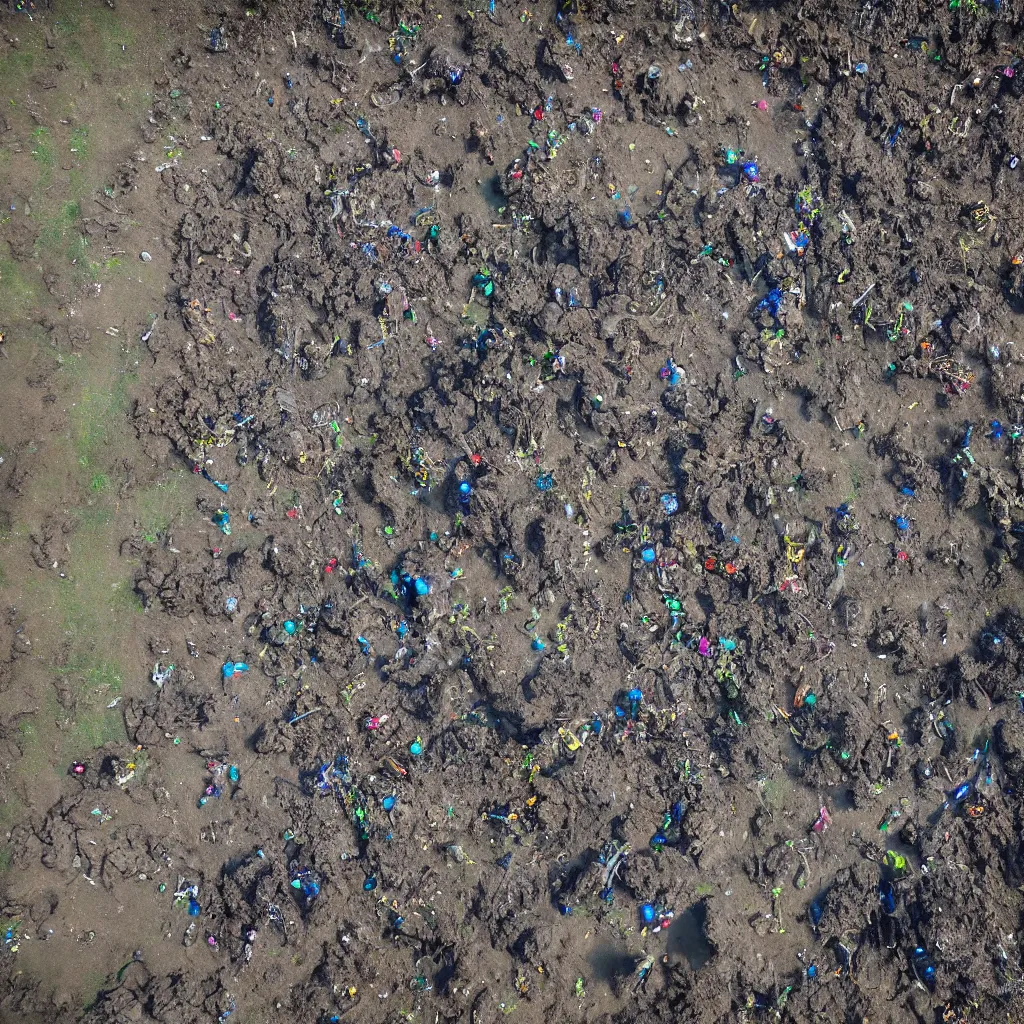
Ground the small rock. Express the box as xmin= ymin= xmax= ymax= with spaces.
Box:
xmin=140 ymin=251 xmax=153 ymax=262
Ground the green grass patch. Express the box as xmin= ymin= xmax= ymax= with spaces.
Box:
xmin=91 ymin=8 xmax=135 ymax=66
xmin=36 ymin=200 xmax=87 ymax=263
xmin=0 ymin=0 xmax=178 ymax=915
xmin=12 ymin=511 xmax=137 ymax=736
xmin=73 ymin=706 xmax=128 ymax=748
xmin=51 ymin=1 xmax=87 ymax=70
xmin=78 ymin=658 xmax=121 ymax=695
xmin=54 ymin=651 xmax=127 ymax=752
xmin=73 ymin=505 xmax=114 ymax=531
xmin=62 ymin=37 xmax=89 ymax=74
xmin=88 ymin=255 xmax=122 ymax=279
xmin=0 ymin=257 xmax=42 ymax=317
xmin=4 ymin=709 xmax=52 ymax=781
xmin=11 ymin=646 xmax=126 ymax=766
xmin=137 ymin=470 xmax=189 ymax=541
xmin=0 ymin=48 xmax=35 ymax=89
xmin=69 ymin=124 xmax=90 ymax=162
xmin=67 ymin=371 xmax=131 ymax=470
xmin=111 ymin=579 xmax=143 ymax=614
xmin=29 ymin=126 xmax=55 ymax=185
xmin=0 ymin=794 xmax=25 ymax=834
xmin=53 ymin=1 xmax=84 ymax=36
xmin=52 ymin=546 xmax=125 ymax=644
xmin=846 ymin=463 xmax=863 ymax=501
xmin=68 ymin=167 xmax=87 ymax=199
xmin=12 ymin=352 xmax=146 ymax=761
xmin=81 ymin=971 xmax=110 ymax=1014
xmin=760 ymin=776 xmax=792 ymax=814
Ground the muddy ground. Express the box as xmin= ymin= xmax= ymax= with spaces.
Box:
xmin=3 ymin=0 xmax=1024 ymax=1022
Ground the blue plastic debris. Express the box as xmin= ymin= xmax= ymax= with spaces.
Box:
xmin=659 ymin=359 xmax=682 ymax=385
xmin=982 ymin=630 xmax=1005 ymax=649
xmin=199 ymin=467 xmax=229 ymax=493
xmin=212 ymin=508 xmax=231 ymax=535
xmin=756 ymin=288 xmax=784 ymax=318
xmin=879 ymin=880 xmax=896 ymax=915
xmin=401 ymin=573 xmax=431 ymax=598
xmin=911 ymin=946 xmax=936 ymax=989
xmin=291 ymin=870 xmax=321 ymax=902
